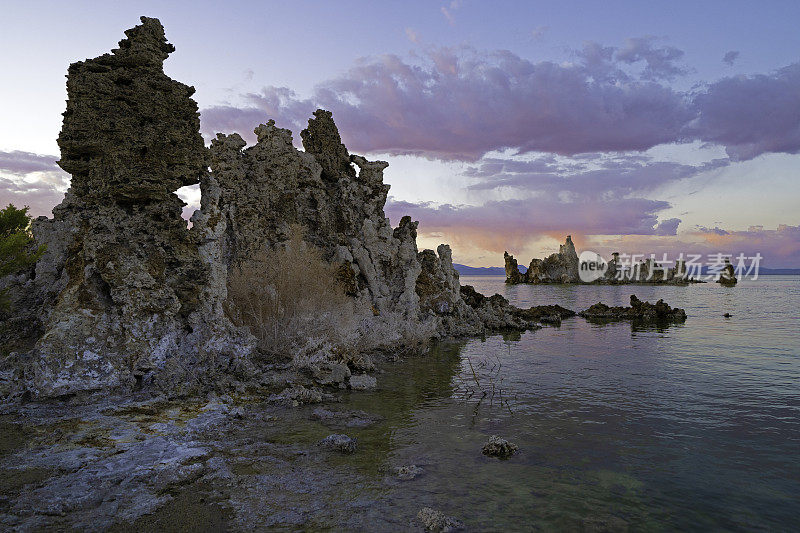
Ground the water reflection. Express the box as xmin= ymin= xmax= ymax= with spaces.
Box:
xmin=326 ymin=277 xmax=800 ymax=530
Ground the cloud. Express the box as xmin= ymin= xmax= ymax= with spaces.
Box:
xmin=385 ymin=194 xmax=678 ymax=257
xmin=200 ymin=86 xmax=313 ymax=145
xmin=405 ymin=27 xmax=419 ymax=44
xmin=0 ymin=150 xmax=70 ymax=217
xmin=203 ymin=45 xmax=694 ymax=159
xmin=0 ymin=150 xmax=60 ymax=176
xmin=588 ymin=224 xmax=800 ymax=269
xmin=614 ymin=37 xmax=687 ymax=80
xmin=200 ymin=44 xmax=800 ymax=162
xmin=441 ymin=0 xmax=461 ymax=25
xmin=654 ymin=217 xmax=681 ymax=235
xmin=463 ymin=154 xmax=729 ymax=196
xmin=722 ymin=50 xmax=740 ymax=66
xmin=692 ymin=62 xmax=800 ymax=160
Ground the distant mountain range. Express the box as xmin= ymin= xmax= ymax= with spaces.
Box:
xmin=453 ymin=264 xmax=515 ymax=276
xmin=454 ymin=264 xmax=800 ymax=276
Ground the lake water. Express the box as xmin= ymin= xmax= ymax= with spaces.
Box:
xmin=323 ymin=276 xmax=800 ymax=530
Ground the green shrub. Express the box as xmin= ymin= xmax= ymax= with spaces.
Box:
xmin=0 ymin=204 xmax=45 ymax=309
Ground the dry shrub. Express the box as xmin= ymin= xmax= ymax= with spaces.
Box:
xmin=225 ymin=226 xmax=355 ymax=358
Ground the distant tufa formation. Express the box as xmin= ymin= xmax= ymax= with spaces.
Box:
xmin=0 ymin=17 xmax=538 ymax=399
xmin=504 ymin=236 xmax=580 ymax=284
xmin=504 ymin=235 xmax=699 ymax=285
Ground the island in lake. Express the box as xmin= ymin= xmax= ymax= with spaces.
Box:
xmin=503 ymin=235 xmax=709 ymax=285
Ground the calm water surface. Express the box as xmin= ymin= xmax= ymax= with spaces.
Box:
xmin=297 ymin=276 xmax=800 ymax=530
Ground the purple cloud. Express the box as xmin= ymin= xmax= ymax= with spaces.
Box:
xmin=200 ymin=44 xmax=800 ymax=162
xmin=654 ymin=217 xmax=681 ymax=235
xmin=722 ymin=51 xmax=740 ymax=66
xmin=0 ymin=177 xmax=68 ymax=218
xmin=463 ymin=155 xmax=729 ymax=196
xmin=722 ymin=50 xmax=739 ymax=67
xmin=0 ymin=150 xmax=60 ymax=175
xmin=0 ymin=150 xmax=69 ymax=217
xmin=590 ymin=224 xmax=800 ymax=269
xmin=692 ymin=62 xmax=800 ymax=160
xmin=615 ymin=37 xmax=688 ymax=80
xmin=201 ymin=45 xmax=694 ymax=160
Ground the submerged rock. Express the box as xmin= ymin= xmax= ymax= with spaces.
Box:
xmin=416 ymin=507 xmax=463 ymax=532
xmin=311 ymin=362 xmax=351 ymax=387
xmin=319 ymin=434 xmax=357 ymax=454
xmin=394 ymin=465 xmax=424 ymax=480
xmin=481 ymin=435 xmax=519 ymax=459
xmin=348 ymin=374 xmax=377 ymax=391
xmin=458 ymin=285 xmax=541 ymax=331
xmin=269 ymin=385 xmax=329 ymax=406
xmin=579 ymin=295 xmax=687 ymax=323
xmin=310 ymin=407 xmax=382 ymax=428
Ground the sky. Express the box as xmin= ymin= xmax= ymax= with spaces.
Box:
xmin=1 ymin=1 xmax=799 ymax=267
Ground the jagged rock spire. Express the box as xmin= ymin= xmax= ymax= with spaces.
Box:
xmin=22 ymin=17 xmax=251 ymax=397
xmin=57 ymin=16 xmax=206 ymax=201
xmin=301 ymin=109 xmax=356 ymax=180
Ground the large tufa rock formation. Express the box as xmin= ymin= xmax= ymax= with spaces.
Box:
xmin=19 ymin=17 xmax=253 ymax=397
xmin=1 ymin=17 xmax=544 ymax=399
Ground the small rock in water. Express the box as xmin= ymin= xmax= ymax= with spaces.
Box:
xmin=269 ymin=385 xmax=327 ymax=406
xmin=540 ymin=313 xmax=562 ymax=326
xmin=394 ymin=464 xmax=424 ymax=480
xmin=311 ymin=362 xmax=351 ymax=386
xmin=349 ymin=374 xmax=377 ymax=391
xmin=481 ymin=435 xmax=519 ymax=459
xmin=416 ymin=507 xmax=463 ymax=532
xmin=723 ymin=312 xmax=732 ymax=318
xmin=319 ymin=434 xmax=357 ymax=453
xmin=310 ymin=407 xmax=382 ymax=428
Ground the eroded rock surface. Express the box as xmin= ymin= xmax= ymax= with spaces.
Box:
xmin=319 ymin=434 xmax=358 ymax=454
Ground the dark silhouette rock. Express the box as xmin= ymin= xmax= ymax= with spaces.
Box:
xmin=579 ymin=295 xmax=687 ymax=323
xmin=717 ymin=258 xmax=738 ymax=286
